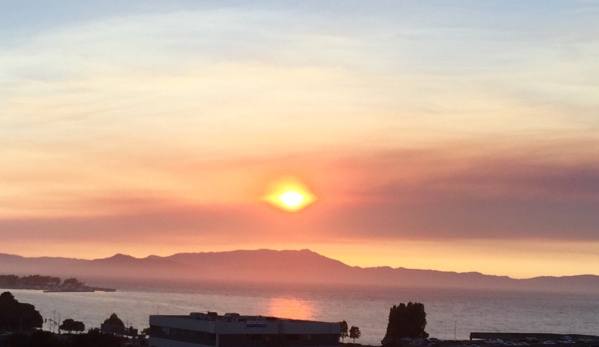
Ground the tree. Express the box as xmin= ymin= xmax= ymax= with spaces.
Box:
xmin=0 ymin=291 xmax=43 ymax=331
xmin=382 ymin=302 xmax=429 ymax=346
xmin=63 ymin=278 xmax=83 ymax=287
xmin=349 ymin=326 xmax=361 ymax=344
xmin=60 ymin=318 xmax=85 ymax=334
xmin=60 ymin=318 xmax=76 ymax=333
xmin=103 ymin=313 xmax=125 ymax=328
xmin=73 ymin=320 xmax=85 ymax=333
xmin=0 ymin=275 xmax=20 ymax=287
xmin=340 ymin=320 xmax=349 ymax=342
xmin=405 ymin=302 xmax=428 ymax=338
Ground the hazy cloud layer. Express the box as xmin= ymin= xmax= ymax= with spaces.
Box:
xmin=2 ymin=144 xmax=599 ymax=246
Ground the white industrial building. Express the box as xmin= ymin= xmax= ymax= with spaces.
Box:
xmin=149 ymin=312 xmax=340 ymax=347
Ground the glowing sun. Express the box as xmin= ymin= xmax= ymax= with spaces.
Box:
xmin=263 ymin=177 xmax=316 ymax=212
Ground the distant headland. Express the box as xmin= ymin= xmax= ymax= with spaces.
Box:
xmin=0 ymin=274 xmax=115 ymax=292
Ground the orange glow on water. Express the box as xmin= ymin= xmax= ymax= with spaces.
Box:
xmin=267 ymin=298 xmax=314 ymax=320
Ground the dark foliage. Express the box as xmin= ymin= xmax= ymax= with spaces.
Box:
xmin=349 ymin=325 xmax=361 ymax=343
xmin=59 ymin=319 xmax=85 ymax=334
xmin=2 ymin=331 xmax=61 ymax=347
xmin=0 ymin=292 xmax=43 ymax=331
xmin=1 ymin=330 xmax=121 ymax=347
xmin=0 ymin=275 xmax=19 ymax=287
xmin=103 ymin=313 xmax=124 ymax=328
xmin=0 ymin=275 xmax=61 ymax=289
xmin=382 ymin=302 xmax=429 ymax=345
xmin=340 ymin=320 xmax=349 ymax=341
xmin=70 ymin=329 xmax=121 ymax=347
xmin=73 ymin=321 xmax=84 ymax=334
xmin=62 ymin=278 xmax=83 ymax=287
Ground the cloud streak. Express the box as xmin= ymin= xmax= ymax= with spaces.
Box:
xmin=2 ymin=142 xmax=599 ymax=246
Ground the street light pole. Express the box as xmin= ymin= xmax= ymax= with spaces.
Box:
xmin=455 ymin=321 xmax=457 ymax=341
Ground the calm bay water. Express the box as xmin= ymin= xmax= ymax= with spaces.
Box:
xmin=10 ymin=284 xmax=599 ymax=345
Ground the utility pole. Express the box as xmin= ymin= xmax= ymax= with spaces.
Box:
xmin=454 ymin=321 xmax=457 ymax=341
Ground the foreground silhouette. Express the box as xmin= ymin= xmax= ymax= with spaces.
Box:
xmin=382 ymin=302 xmax=429 ymax=346
xmin=0 ymin=292 xmax=43 ymax=332
xmin=1 ymin=329 xmax=122 ymax=347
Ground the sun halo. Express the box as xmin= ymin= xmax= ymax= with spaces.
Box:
xmin=263 ymin=178 xmax=316 ymax=212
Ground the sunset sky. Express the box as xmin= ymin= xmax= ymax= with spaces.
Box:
xmin=2 ymin=1 xmax=599 ymax=278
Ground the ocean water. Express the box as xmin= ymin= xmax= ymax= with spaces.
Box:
xmin=9 ymin=284 xmax=599 ymax=346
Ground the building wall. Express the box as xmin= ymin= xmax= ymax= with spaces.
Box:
xmin=149 ymin=315 xmax=340 ymax=347
xmin=215 ymin=320 xmax=339 ymax=336
xmin=150 ymin=324 xmax=217 ymax=346
xmin=216 ymin=321 xmax=280 ymax=335
xmin=219 ymin=333 xmax=339 ymax=347
xmin=280 ymin=321 xmax=340 ymax=335
xmin=151 ymin=316 xmax=216 ymax=332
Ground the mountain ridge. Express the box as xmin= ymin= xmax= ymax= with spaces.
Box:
xmin=0 ymin=250 xmax=597 ymax=293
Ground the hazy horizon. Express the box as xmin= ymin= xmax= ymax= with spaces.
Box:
xmin=2 ymin=1 xmax=599 ymax=279
xmin=3 ymin=248 xmax=599 ymax=284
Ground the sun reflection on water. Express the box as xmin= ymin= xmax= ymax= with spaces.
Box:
xmin=267 ymin=298 xmax=314 ymax=320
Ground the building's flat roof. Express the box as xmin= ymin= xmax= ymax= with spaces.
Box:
xmin=150 ymin=312 xmax=334 ymax=324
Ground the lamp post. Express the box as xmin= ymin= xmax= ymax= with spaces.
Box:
xmin=454 ymin=321 xmax=457 ymax=341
